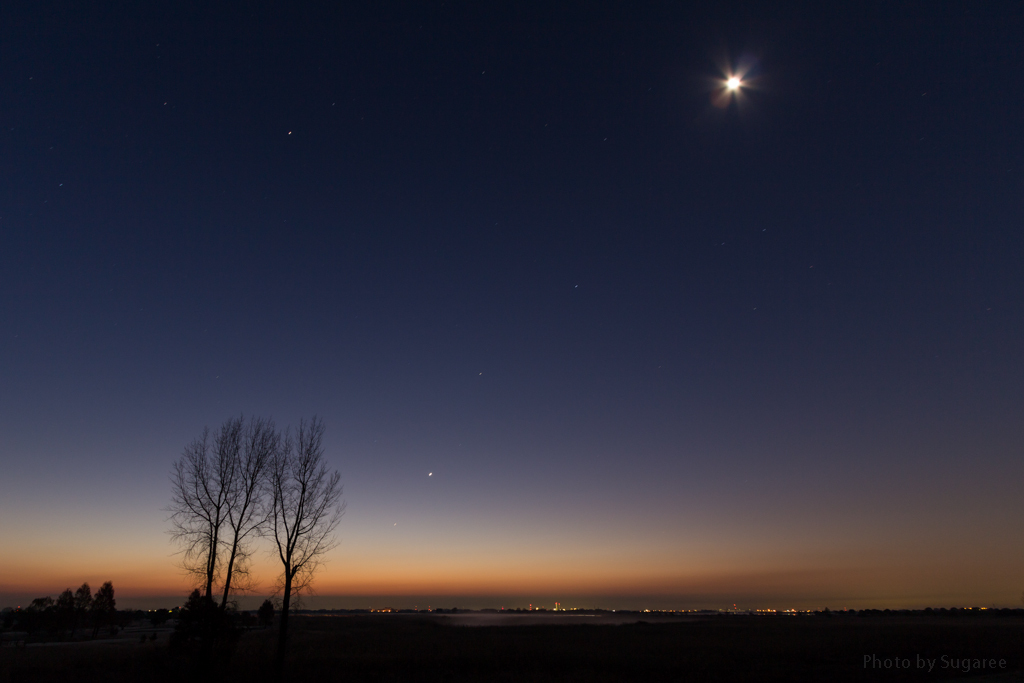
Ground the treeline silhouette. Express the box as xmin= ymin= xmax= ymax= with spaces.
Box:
xmin=4 ymin=581 xmax=117 ymax=639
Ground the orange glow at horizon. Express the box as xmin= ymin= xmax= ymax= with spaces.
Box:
xmin=4 ymin=540 xmax=1023 ymax=610
xmin=4 ymin=453 xmax=1023 ymax=611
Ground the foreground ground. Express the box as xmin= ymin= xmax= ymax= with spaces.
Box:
xmin=2 ymin=613 xmax=1023 ymax=682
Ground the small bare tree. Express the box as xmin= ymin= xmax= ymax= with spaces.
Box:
xmin=268 ymin=416 xmax=344 ymax=664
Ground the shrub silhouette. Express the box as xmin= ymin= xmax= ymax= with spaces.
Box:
xmin=170 ymin=589 xmax=240 ymax=663
xmin=258 ymin=599 xmax=274 ymax=628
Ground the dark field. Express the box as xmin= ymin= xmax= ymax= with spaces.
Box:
xmin=3 ymin=613 xmax=1024 ymax=682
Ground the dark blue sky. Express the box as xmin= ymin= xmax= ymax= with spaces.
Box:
xmin=2 ymin=1 xmax=1022 ymax=608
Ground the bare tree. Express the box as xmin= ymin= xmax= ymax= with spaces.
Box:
xmin=218 ymin=416 xmax=278 ymax=608
xmin=170 ymin=415 xmax=272 ymax=607
xmin=268 ymin=416 xmax=344 ymax=664
xmin=169 ymin=425 xmax=233 ymax=601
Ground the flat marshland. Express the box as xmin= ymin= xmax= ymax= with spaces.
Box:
xmin=3 ymin=612 xmax=1023 ymax=682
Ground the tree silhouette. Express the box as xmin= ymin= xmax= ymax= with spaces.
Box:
xmin=91 ymin=581 xmax=116 ymax=636
xmin=170 ymin=427 xmax=230 ymax=601
xmin=170 ymin=416 xmax=275 ymax=606
xmin=74 ymin=583 xmax=92 ymax=611
xmin=267 ymin=416 xmax=344 ymax=667
xmin=219 ymin=416 xmax=277 ymax=609
xmin=28 ymin=596 xmax=53 ymax=611
xmin=73 ymin=582 xmax=92 ymax=637
xmin=23 ymin=597 xmax=55 ymax=635
xmin=258 ymin=599 xmax=275 ymax=628
xmin=56 ymin=588 xmax=75 ymax=636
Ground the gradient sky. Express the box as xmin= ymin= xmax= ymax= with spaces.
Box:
xmin=2 ymin=2 xmax=1023 ymax=611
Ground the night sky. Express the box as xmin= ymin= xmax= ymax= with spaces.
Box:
xmin=2 ymin=2 xmax=1022 ymax=610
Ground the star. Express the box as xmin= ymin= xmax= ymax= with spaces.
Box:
xmin=726 ymin=77 xmax=742 ymax=91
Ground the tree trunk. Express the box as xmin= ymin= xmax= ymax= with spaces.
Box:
xmin=205 ymin=524 xmax=219 ymax=601
xmin=277 ymin=570 xmax=293 ymax=671
xmin=220 ymin=536 xmax=239 ymax=609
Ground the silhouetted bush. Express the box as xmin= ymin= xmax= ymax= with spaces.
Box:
xmin=170 ymin=589 xmax=241 ymax=663
xmin=257 ymin=599 xmax=274 ymax=628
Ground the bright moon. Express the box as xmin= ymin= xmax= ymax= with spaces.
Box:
xmin=726 ymin=77 xmax=741 ymax=91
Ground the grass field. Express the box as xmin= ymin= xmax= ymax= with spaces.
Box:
xmin=3 ymin=613 xmax=1023 ymax=682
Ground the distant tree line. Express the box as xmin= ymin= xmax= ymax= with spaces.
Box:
xmin=4 ymin=581 xmax=117 ymax=639
xmin=168 ymin=414 xmax=344 ymax=666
